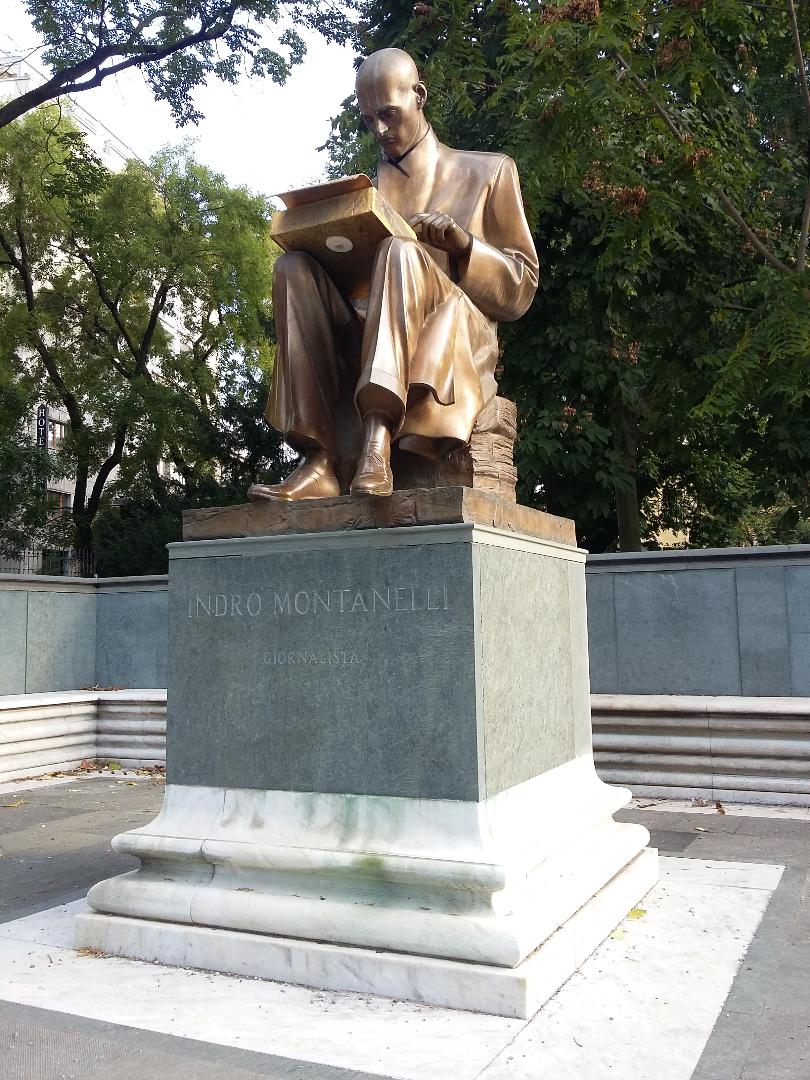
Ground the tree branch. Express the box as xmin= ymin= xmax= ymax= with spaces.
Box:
xmin=0 ymin=3 xmax=241 ymax=128
xmin=70 ymin=242 xmax=141 ymax=360
xmin=615 ymin=52 xmax=688 ymax=145
xmin=799 ymin=183 xmax=810 ymax=272
xmin=615 ymin=50 xmax=793 ymax=275
xmin=786 ymin=0 xmax=810 ymax=128
xmin=711 ymin=188 xmax=792 ymax=274
xmin=138 ymin=280 xmax=171 ymax=370
xmin=0 ymin=222 xmax=85 ymax=431
xmin=86 ymin=421 xmax=128 ymax=523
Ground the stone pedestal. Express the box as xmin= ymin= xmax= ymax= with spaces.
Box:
xmin=76 ymin=515 xmax=657 ymax=1017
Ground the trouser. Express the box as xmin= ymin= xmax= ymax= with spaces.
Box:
xmin=266 ymin=237 xmax=497 ymax=462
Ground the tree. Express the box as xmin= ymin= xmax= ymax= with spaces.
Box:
xmin=0 ymin=0 xmax=355 ymax=129
xmin=0 ymin=106 xmax=284 ymax=553
xmin=329 ymin=0 xmax=810 ymax=550
xmin=0 ymin=355 xmax=69 ymax=557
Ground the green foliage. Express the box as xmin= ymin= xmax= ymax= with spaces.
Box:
xmin=0 ymin=106 xmax=285 ymax=558
xmin=92 ymin=489 xmax=182 ymax=577
xmin=1 ymin=1 xmax=355 ymax=128
xmin=330 ymin=0 xmax=810 ymax=550
xmin=0 ymin=358 xmax=70 ymax=556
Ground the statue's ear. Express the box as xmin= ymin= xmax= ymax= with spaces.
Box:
xmin=414 ymin=81 xmax=427 ymax=110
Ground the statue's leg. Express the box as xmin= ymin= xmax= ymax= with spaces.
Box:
xmin=351 ymin=238 xmax=458 ymax=496
xmin=251 ymin=252 xmax=359 ymax=502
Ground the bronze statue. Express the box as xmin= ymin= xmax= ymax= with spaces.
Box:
xmin=249 ymin=48 xmax=538 ymax=501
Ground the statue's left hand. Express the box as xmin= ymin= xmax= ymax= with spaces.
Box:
xmin=409 ymin=213 xmax=472 ymax=259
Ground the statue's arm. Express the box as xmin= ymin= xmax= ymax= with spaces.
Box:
xmin=457 ymin=156 xmax=539 ymax=323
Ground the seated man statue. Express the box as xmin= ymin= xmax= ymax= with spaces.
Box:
xmin=249 ymin=47 xmax=538 ymax=501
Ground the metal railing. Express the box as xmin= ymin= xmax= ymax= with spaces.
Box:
xmin=0 ymin=548 xmax=96 ymax=577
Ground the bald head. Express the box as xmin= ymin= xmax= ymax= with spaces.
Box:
xmin=356 ymin=48 xmax=428 ymax=161
xmin=356 ymin=48 xmax=420 ymax=94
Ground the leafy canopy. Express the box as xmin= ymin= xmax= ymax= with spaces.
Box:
xmin=0 ymin=106 xmax=286 ymax=557
xmin=328 ymin=0 xmax=810 ymax=550
xmin=0 ymin=0 xmax=356 ymax=128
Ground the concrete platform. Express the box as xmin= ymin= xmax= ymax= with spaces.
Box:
xmin=2 ymin=776 xmax=809 ymax=1078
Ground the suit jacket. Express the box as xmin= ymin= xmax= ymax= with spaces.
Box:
xmin=372 ymin=128 xmax=538 ymax=449
xmin=377 ymin=128 xmax=538 ymax=324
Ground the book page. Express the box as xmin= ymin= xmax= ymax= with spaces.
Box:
xmin=277 ymin=174 xmax=373 ymax=210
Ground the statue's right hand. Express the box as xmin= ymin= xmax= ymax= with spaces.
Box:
xmin=409 ymin=213 xmax=472 ymax=259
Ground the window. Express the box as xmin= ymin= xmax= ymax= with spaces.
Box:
xmin=46 ymin=489 xmax=72 ymax=515
xmin=0 ymin=56 xmax=30 ymax=84
xmin=48 ymin=420 xmax=68 ymax=449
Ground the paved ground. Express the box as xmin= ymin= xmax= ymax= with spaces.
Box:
xmin=0 ymin=776 xmax=807 ymax=1079
xmin=615 ymin=804 xmax=810 ymax=1080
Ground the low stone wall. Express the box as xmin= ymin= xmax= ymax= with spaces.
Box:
xmin=0 ymin=575 xmax=168 ymax=695
xmin=587 ymin=545 xmax=810 ymax=697
xmin=0 ymin=690 xmax=166 ymax=782
xmin=593 ymin=694 xmax=810 ymax=805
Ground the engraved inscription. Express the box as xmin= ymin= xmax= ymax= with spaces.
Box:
xmin=188 ymin=584 xmax=449 ymax=619
xmin=264 ymin=649 xmax=360 ymax=666
xmin=189 ymin=592 xmax=262 ymax=618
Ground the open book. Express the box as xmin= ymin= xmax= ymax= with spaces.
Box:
xmin=270 ymin=175 xmax=416 ymax=300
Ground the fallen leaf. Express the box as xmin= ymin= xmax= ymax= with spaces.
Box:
xmin=691 ymin=798 xmax=709 ymax=808
xmin=627 ymin=907 xmax=647 ymax=920
xmin=715 ymin=802 xmax=726 ymax=815
xmin=105 ymin=762 xmax=122 ymax=772
xmin=609 ymin=928 xmax=625 ymax=940
xmin=2 ymin=798 xmax=25 ymax=808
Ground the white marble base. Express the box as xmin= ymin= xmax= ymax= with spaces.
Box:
xmin=76 ymin=846 xmax=657 ymax=1018
xmin=76 ymin=756 xmax=657 ymax=1016
xmin=79 ymin=757 xmax=653 ymax=970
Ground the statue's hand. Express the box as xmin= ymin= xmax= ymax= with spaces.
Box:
xmin=409 ymin=213 xmax=472 ymax=259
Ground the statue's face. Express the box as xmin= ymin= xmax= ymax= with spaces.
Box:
xmin=356 ymin=73 xmax=426 ymax=159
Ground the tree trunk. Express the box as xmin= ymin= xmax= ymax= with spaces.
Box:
xmin=615 ymin=480 xmax=642 ymax=551
xmin=71 ymin=509 xmax=93 ymax=552
xmin=614 ymin=403 xmax=642 ymax=551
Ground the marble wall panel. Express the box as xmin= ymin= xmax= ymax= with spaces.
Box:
xmin=613 ymin=569 xmax=742 ymax=695
xmin=786 ymin=566 xmax=810 ymax=694
xmin=735 ymin=567 xmax=791 ymax=696
xmin=24 ymin=591 xmax=96 ymax=692
xmin=96 ymin=590 xmax=168 ymax=688
xmin=585 ymin=573 xmax=618 ymax=694
xmin=0 ymin=590 xmax=28 ymax=696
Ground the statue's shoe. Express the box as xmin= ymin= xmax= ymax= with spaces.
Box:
xmin=247 ymin=458 xmax=340 ymax=502
xmin=350 ymin=450 xmax=394 ymax=497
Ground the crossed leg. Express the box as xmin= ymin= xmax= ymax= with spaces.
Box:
xmin=251 ymin=238 xmax=481 ymax=500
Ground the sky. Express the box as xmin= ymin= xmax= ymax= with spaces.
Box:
xmin=0 ymin=2 xmax=359 ymax=199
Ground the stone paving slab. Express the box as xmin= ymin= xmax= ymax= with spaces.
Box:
xmin=0 ymin=775 xmax=163 ymax=922
xmin=0 ymin=779 xmax=807 ymax=1079
xmin=0 ymin=1000 xmax=381 ymax=1080
xmin=618 ymin=803 xmax=810 ymax=1080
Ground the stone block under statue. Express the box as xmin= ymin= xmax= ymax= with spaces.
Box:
xmin=75 ymin=500 xmax=658 ymax=1018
